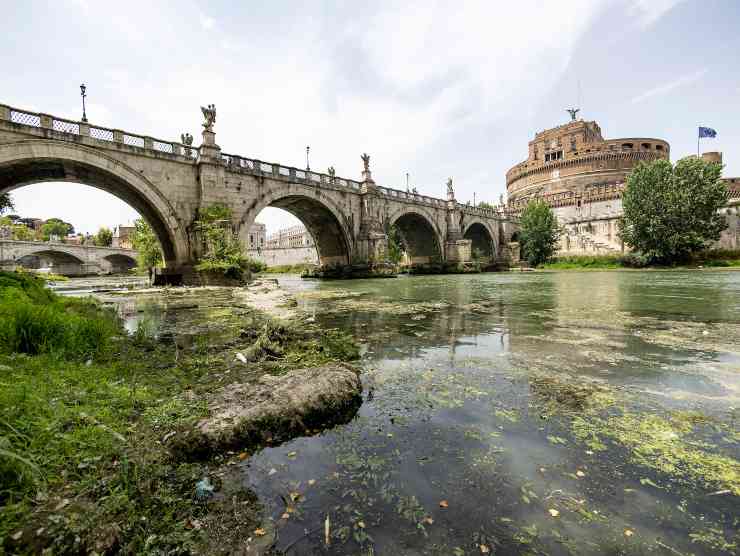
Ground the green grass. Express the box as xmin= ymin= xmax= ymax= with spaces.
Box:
xmin=0 ymin=270 xmax=359 ymax=553
xmin=542 ymin=249 xmax=740 ymax=270
xmin=259 ymin=263 xmax=313 ymax=274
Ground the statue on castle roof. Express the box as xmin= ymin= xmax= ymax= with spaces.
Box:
xmin=566 ymin=107 xmax=580 ymax=122
xmin=201 ymin=104 xmax=217 ymax=131
xmin=446 ymin=177 xmax=454 ymax=197
xmin=361 ymin=152 xmax=370 ymax=173
xmin=499 ymin=193 xmax=504 ymax=206
xmin=327 ymin=166 xmax=336 ymax=179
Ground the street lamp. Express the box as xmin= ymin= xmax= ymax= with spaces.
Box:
xmin=306 ymin=145 xmax=310 ymax=171
xmin=80 ymin=83 xmax=88 ymax=123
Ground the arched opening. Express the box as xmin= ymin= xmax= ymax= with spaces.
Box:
xmin=0 ymin=142 xmax=185 ymax=268
xmin=464 ymin=222 xmax=495 ymax=262
xmin=102 ymin=254 xmax=137 ymax=274
xmin=390 ymin=211 xmax=442 ymax=267
xmin=240 ymin=193 xmax=350 ymax=271
xmin=16 ymin=250 xmax=89 ymax=276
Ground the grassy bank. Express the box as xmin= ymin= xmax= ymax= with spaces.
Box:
xmin=0 ymin=271 xmax=358 ymax=554
xmin=542 ymin=249 xmax=740 ymax=270
xmin=258 ymin=263 xmax=312 ymax=274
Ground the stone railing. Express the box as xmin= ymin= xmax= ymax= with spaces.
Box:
xmin=220 ymin=152 xmax=364 ymax=192
xmin=0 ymin=103 xmax=199 ymax=160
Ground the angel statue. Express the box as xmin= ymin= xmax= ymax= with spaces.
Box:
xmin=566 ymin=107 xmax=580 ymax=122
xmin=201 ymin=104 xmax=217 ymax=131
xmin=361 ymin=153 xmax=370 ymax=173
xmin=180 ymin=132 xmax=194 ymax=156
xmin=327 ymin=166 xmax=336 ymax=179
xmin=499 ymin=193 xmax=504 ymax=206
xmin=446 ymin=177 xmax=454 ymax=197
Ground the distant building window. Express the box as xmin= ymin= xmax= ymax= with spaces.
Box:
xmin=641 ymin=143 xmax=651 ymax=150
xmin=655 ymin=145 xmax=664 ymax=151
xmin=622 ymin=143 xmax=633 ymax=150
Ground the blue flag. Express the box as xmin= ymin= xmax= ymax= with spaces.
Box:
xmin=699 ymin=126 xmax=717 ymax=138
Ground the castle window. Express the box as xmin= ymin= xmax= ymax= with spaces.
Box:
xmin=656 ymin=145 xmax=664 ymax=151
xmin=641 ymin=143 xmax=651 ymax=150
xmin=622 ymin=143 xmax=634 ymax=150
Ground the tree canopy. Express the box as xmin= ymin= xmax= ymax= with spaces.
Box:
xmin=0 ymin=193 xmax=13 ymax=215
xmin=41 ymin=218 xmax=74 ymax=241
xmin=619 ymin=158 xmax=728 ymax=263
xmin=518 ymin=200 xmax=561 ymax=267
xmin=195 ymin=204 xmax=250 ymax=279
xmin=93 ymin=227 xmax=113 ymax=247
xmin=131 ymin=218 xmax=163 ymax=270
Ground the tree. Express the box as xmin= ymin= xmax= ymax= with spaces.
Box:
xmin=194 ymin=204 xmax=249 ymax=280
xmin=93 ymin=227 xmax=113 ymax=247
xmin=11 ymin=224 xmax=34 ymax=241
xmin=619 ymin=158 xmax=728 ymax=263
xmin=130 ymin=218 xmax=163 ymax=271
xmin=518 ymin=200 xmax=561 ymax=266
xmin=41 ymin=218 xmax=74 ymax=241
xmin=0 ymin=193 xmax=13 ymax=214
xmin=477 ymin=201 xmax=496 ymax=210
xmin=386 ymin=225 xmax=404 ymax=264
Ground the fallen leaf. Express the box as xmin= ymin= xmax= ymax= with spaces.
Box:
xmin=281 ymin=513 xmax=290 ymax=520
xmin=576 ymin=470 xmax=585 ymax=477
xmin=287 ymin=451 xmax=297 ymax=458
xmin=624 ymin=529 xmax=634 ymax=537
xmin=357 ymin=521 xmax=365 ymax=529
xmin=324 ymin=515 xmax=331 ymax=546
xmin=548 ymin=509 xmax=560 ymax=517
xmin=11 ymin=531 xmax=22 ymax=541
xmin=289 ymin=491 xmax=301 ymax=502
xmin=480 ymin=544 xmax=490 ymax=554
xmin=308 ymin=479 xmax=316 ymax=486
xmin=268 ymin=468 xmax=277 ymax=476
xmin=254 ymin=528 xmax=266 ymax=537
xmin=423 ymin=516 xmax=434 ymax=525
xmin=54 ymin=499 xmax=70 ymax=511
xmin=238 ymin=452 xmax=249 ymax=461
xmin=439 ymin=500 xmax=449 ymax=508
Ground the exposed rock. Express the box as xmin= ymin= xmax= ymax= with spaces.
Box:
xmin=169 ymin=364 xmax=362 ymax=460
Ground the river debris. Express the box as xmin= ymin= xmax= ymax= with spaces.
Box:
xmin=168 ymin=364 xmax=363 ymax=459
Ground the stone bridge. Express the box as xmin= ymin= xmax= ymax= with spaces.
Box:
xmin=0 ymin=239 xmax=138 ymax=276
xmin=0 ymin=102 xmax=516 ymax=282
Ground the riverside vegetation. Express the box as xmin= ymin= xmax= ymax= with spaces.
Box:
xmin=0 ymin=271 xmax=359 ymax=554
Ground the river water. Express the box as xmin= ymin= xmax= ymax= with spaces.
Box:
xmin=67 ymin=271 xmax=740 ymax=555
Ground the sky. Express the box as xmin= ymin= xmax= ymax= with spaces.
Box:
xmin=2 ymin=0 xmax=739 ymax=235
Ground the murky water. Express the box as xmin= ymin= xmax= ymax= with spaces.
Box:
xmin=71 ymin=271 xmax=740 ymax=555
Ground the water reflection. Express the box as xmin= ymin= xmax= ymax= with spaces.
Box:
xmin=70 ymin=271 xmax=739 ymax=555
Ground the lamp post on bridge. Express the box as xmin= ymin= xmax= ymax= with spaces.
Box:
xmin=306 ymin=145 xmax=310 ymax=171
xmin=80 ymin=84 xmax=88 ymax=123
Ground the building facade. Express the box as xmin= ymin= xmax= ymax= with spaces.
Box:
xmin=248 ymin=224 xmax=319 ymax=267
xmin=506 ymin=117 xmax=740 ymax=255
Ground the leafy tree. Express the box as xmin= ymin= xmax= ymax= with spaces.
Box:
xmin=11 ymin=224 xmax=35 ymax=241
xmin=41 ymin=218 xmax=74 ymax=241
xmin=0 ymin=193 xmax=13 ymax=214
xmin=93 ymin=227 xmax=113 ymax=247
xmin=386 ymin=225 xmax=404 ymax=264
xmin=131 ymin=218 xmax=163 ymax=271
xmin=619 ymin=158 xmax=728 ymax=263
xmin=195 ymin=204 xmax=249 ymax=280
xmin=477 ymin=201 xmax=496 ymax=210
xmin=518 ymin=200 xmax=561 ymax=266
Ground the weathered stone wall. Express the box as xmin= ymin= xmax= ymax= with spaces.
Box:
xmin=248 ymin=246 xmax=318 ymax=267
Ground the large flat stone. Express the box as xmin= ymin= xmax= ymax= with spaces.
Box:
xmin=168 ymin=364 xmax=362 ymax=460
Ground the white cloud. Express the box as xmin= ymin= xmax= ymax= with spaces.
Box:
xmin=630 ymin=68 xmax=708 ymax=104
xmin=628 ymin=0 xmax=685 ymax=28
xmin=200 ymin=13 xmax=215 ymax=30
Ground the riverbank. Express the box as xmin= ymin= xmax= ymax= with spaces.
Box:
xmin=0 ymin=273 xmax=361 ymax=554
xmin=541 ymin=250 xmax=740 ymax=270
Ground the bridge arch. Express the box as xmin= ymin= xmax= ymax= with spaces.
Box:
xmin=239 ymin=186 xmax=353 ymax=266
xmin=16 ymin=249 xmax=87 ymax=275
xmin=462 ymin=219 xmax=497 ymax=261
xmin=102 ymin=253 xmax=137 ymax=273
xmin=0 ymin=140 xmax=187 ymax=267
xmin=386 ymin=206 xmax=444 ymax=265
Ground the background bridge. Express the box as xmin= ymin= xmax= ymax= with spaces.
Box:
xmin=0 ymin=239 xmax=137 ymax=276
xmin=0 ymin=102 xmax=516 ymax=282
